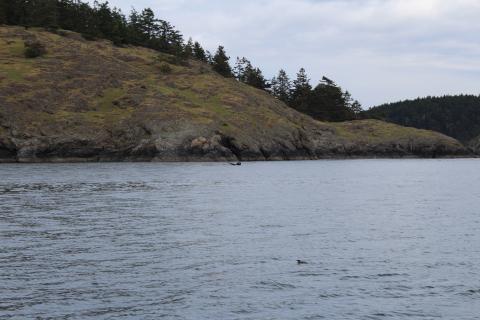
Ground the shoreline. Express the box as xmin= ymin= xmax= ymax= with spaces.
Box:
xmin=1 ymin=154 xmax=477 ymax=164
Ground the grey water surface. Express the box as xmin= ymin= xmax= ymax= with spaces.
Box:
xmin=1 ymin=160 xmax=480 ymax=320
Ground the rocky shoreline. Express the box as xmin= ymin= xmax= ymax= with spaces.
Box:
xmin=0 ymin=126 xmax=471 ymax=163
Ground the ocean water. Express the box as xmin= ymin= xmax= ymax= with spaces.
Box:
xmin=1 ymin=160 xmax=480 ymax=320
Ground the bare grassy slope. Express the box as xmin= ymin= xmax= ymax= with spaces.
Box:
xmin=0 ymin=26 xmax=467 ymax=162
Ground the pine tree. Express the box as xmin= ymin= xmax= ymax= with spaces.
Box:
xmin=233 ymin=57 xmax=268 ymax=90
xmin=139 ymin=8 xmax=157 ymax=40
xmin=341 ymin=89 xmax=361 ymax=120
xmin=292 ymin=68 xmax=312 ymax=95
xmin=343 ymin=90 xmax=353 ymax=109
xmin=81 ymin=1 xmax=103 ymax=39
xmin=205 ymin=50 xmax=213 ymax=64
xmin=183 ymin=37 xmax=194 ymax=58
xmin=290 ymin=68 xmax=312 ymax=111
xmin=6 ymin=0 xmax=23 ymax=25
xmin=94 ymin=2 xmax=127 ymax=43
xmin=193 ymin=41 xmax=207 ymax=62
xmin=0 ymin=0 xmax=8 ymax=24
xmin=155 ymin=19 xmax=183 ymax=54
xmin=212 ymin=46 xmax=233 ymax=77
xmin=2 ymin=0 xmax=58 ymax=28
xmin=309 ymin=77 xmax=353 ymax=121
xmin=271 ymin=69 xmax=291 ymax=103
xmin=246 ymin=67 xmax=269 ymax=90
xmin=350 ymin=100 xmax=363 ymax=116
xmin=127 ymin=8 xmax=143 ymax=44
xmin=167 ymin=25 xmax=184 ymax=55
xmin=233 ymin=57 xmax=251 ymax=81
xmin=57 ymin=0 xmax=73 ymax=30
xmin=110 ymin=8 xmax=128 ymax=45
xmin=321 ymin=76 xmax=335 ymax=86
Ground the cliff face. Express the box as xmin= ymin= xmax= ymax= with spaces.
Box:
xmin=0 ymin=26 xmax=468 ymax=162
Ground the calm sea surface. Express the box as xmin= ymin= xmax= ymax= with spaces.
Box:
xmin=1 ymin=160 xmax=480 ymax=320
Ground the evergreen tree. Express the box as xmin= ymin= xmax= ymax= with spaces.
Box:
xmin=321 ymin=76 xmax=335 ymax=86
xmin=7 ymin=0 xmax=31 ymax=26
xmin=245 ymin=67 xmax=269 ymax=90
xmin=343 ymin=90 xmax=362 ymax=118
xmin=292 ymin=68 xmax=312 ymax=95
xmin=212 ymin=46 xmax=233 ymax=77
xmin=6 ymin=0 xmax=61 ymax=27
xmin=350 ymin=100 xmax=363 ymax=116
xmin=139 ymin=8 xmax=157 ymax=40
xmin=233 ymin=57 xmax=269 ymax=90
xmin=91 ymin=2 xmax=127 ymax=44
xmin=343 ymin=90 xmax=353 ymax=110
xmin=56 ymin=0 xmax=73 ymax=30
xmin=290 ymin=68 xmax=312 ymax=111
xmin=109 ymin=8 xmax=128 ymax=45
xmin=282 ymin=72 xmax=359 ymax=122
xmin=233 ymin=57 xmax=248 ymax=81
xmin=308 ymin=77 xmax=353 ymax=121
xmin=183 ymin=37 xmax=194 ymax=58
xmin=155 ymin=19 xmax=183 ymax=55
xmin=57 ymin=0 xmax=91 ymax=34
xmin=127 ymin=8 xmax=145 ymax=44
xmin=193 ymin=41 xmax=207 ymax=62
xmin=0 ymin=0 xmax=7 ymax=24
xmin=205 ymin=50 xmax=213 ymax=64
xmin=271 ymin=69 xmax=291 ymax=103
xmin=32 ymin=0 xmax=59 ymax=28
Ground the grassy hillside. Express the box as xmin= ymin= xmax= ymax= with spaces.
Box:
xmin=362 ymin=95 xmax=480 ymax=143
xmin=0 ymin=26 xmax=468 ymax=162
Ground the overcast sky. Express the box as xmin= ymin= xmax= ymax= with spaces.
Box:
xmin=98 ymin=0 xmax=480 ymax=107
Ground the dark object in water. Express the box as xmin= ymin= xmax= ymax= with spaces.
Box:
xmin=230 ymin=162 xmax=241 ymax=166
xmin=297 ymin=260 xmax=308 ymax=264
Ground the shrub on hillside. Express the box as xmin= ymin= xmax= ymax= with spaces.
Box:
xmin=156 ymin=54 xmax=189 ymax=67
xmin=48 ymin=28 xmax=69 ymax=37
xmin=81 ymin=33 xmax=96 ymax=41
xmin=24 ymin=40 xmax=47 ymax=58
xmin=159 ymin=63 xmax=172 ymax=74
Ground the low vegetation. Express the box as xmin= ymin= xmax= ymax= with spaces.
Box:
xmin=24 ymin=40 xmax=47 ymax=58
xmin=158 ymin=63 xmax=172 ymax=74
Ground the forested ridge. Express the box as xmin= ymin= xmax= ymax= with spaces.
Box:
xmin=362 ymin=95 xmax=480 ymax=143
xmin=0 ymin=0 xmax=362 ymax=122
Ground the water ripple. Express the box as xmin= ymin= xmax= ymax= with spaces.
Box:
xmin=1 ymin=160 xmax=480 ymax=319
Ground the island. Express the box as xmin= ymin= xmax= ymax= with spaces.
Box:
xmin=0 ymin=26 xmax=469 ymax=162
